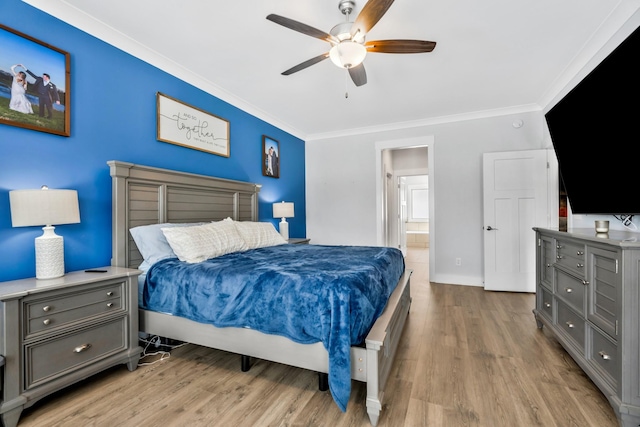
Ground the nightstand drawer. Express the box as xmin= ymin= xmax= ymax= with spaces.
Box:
xmin=25 ymin=317 xmax=127 ymax=390
xmin=24 ymin=282 xmax=124 ymax=337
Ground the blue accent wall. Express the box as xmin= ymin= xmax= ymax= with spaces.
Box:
xmin=0 ymin=0 xmax=306 ymax=282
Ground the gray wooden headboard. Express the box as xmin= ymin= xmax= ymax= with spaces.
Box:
xmin=109 ymin=160 xmax=261 ymax=268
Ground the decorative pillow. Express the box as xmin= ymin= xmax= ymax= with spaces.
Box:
xmin=233 ymin=221 xmax=288 ymax=249
xmin=129 ymin=222 xmax=205 ymax=271
xmin=161 ymin=220 xmax=248 ymax=263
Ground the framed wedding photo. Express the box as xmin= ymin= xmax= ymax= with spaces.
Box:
xmin=0 ymin=23 xmax=71 ymax=136
xmin=262 ymin=135 xmax=280 ymax=178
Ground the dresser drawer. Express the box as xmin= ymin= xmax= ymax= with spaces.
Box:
xmin=556 ymin=300 xmax=585 ymax=353
xmin=555 ymin=268 xmax=586 ymax=315
xmin=24 ymin=317 xmax=127 ymax=390
xmin=24 ymin=282 xmax=124 ymax=338
xmin=538 ymin=287 xmax=554 ymax=321
xmin=555 ymin=238 xmax=586 ymax=277
xmin=588 ymin=326 xmax=618 ymax=389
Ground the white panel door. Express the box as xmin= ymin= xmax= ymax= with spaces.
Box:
xmin=483 ymin=150 xmax=549 ymax=292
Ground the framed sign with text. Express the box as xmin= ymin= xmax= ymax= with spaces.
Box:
xmin=156 ymin=92 xmax=230 ymax=157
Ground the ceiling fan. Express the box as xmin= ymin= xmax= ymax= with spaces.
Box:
xmin=266 ymin=0 xmax=436 ymax=89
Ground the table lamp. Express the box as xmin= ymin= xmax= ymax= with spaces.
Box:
xmin=9 ymin=186 xmax=80 ymax=279
xmin=273 ymin=201 xmax=294 ymax=240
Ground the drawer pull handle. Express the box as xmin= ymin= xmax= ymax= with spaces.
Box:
xmin=556 ymin=245 xmax=563 ymax=249
xmin=598 ymin=351 xmax=611 ymax=361
xmin=576 ymin=263 xmax=584 ymax=268
xmin=42 ymin=306 xmax=51 ymax=312
xmin=107 ymin=291 xmax=114 ymax=296
xmin=74 ymin=343 xmax=92 ymax=353
xmin=577 ymin=251 xmax=584 ymax=256
xmin=546 ymin=263 xmax=551 ymax=267
xmin=43 ymin=319 xmax=51 ymax=326
xmin=556 ymin=255 xmax=564 ymax=260
xmin=582 ymin=280 xmax=589 ymax=286
xmin=566 ymin=321 xmax=575 ymax=329
xmin=106 ymin=303 xmax=114 ymax=308
xmin=544 ymin=302 xmax=551 ymax=308
xmin=565 ymin=288 xmax=573 ymax=293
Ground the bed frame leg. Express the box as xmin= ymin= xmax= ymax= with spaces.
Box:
xmin=318 ymin=372 xmax=329 ymax=391
xmin=367 ymin=408 xmax=380 ymax=427
xmin=241 ymin=355 xmax=251 ymax=372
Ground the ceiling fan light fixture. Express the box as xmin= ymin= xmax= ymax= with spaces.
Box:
xmin=329 ymin=41 xmax=367 ymax=69
xmin=330 ymin=22 xmax=354 ymax=41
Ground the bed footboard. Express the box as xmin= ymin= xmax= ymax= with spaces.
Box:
xmin=358 ymin=270 xmax=412 ymax=426
xmin=139 ymin=269 xmax=411 ymax=426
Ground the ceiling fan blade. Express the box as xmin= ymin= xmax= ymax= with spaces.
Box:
xmin=365 ymin=39 xmax=437 ymax=53
xmin=348 ymin=63 xmax=367 ymax=87
xmin=282 ymin=53 xmax=330 ymax=75
xmin=351 ymin=0 xmax=395 ymax=39
xmin=267 ymin=14 xmax=338 ymax=44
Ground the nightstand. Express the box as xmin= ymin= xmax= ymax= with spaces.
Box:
xmin=0 ymin=267 xmax=142 ymax=427
xmin=288 ymin=238 xmax=310 ymax=244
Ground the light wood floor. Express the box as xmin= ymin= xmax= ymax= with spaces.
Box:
xmin=18 ymin=248 xmax=619 ymax=426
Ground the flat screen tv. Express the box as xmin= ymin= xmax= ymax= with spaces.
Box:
xmin=545 ymin=24 xmax=640 ymax=215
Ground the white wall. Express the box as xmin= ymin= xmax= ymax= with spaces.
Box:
xmin=305 ymin=110 xmax=551 ymax=286
xmin=392 ymin=147 xmax=429 ymax=172
xmin=305 ymin=136 xmax=379 ymax=246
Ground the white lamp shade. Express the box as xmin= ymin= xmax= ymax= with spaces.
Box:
xmin=10 ymin=187 xmax=80 ymax=280
xmin=10 ymin=188 xmax=80 ymax=227
xmin=329 ymin=41 xmax=367 ymax=69
xmin=273 ymin=202 xmax=294 ymax=219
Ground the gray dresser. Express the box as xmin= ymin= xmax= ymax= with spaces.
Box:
xmin=533 ymin=227 xmax=640 ymax=427
xmin=0 ymin=267 xmax=142 ymax=427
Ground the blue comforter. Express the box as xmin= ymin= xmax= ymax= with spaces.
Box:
xmin=144 ymin=244 xmax=405 ymax=411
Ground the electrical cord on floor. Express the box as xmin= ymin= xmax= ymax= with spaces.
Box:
xmin=137 ymin=335 xmax=187 ymax=367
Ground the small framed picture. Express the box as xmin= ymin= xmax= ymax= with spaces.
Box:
xmin=0 ymin=23 xmax=71 ymax=136
xmin=262 ymin=135 xmax=280 ymax=178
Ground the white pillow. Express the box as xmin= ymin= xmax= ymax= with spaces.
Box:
xmin=161 ymin=220 xmax=248 ymax=263
xmin=233 ymin=221 xmax=288 ymax=249
xmin=129 ymin=222 xmax=206 ymax=270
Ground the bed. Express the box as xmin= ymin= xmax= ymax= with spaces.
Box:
xmin=109 ymin=160 xmax=412 ymax=426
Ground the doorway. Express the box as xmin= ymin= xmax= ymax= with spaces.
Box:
xmin=395 ymin=174 xmax=430 ymax=254
xmin=375 ymin=136 xmax=434 ymax=281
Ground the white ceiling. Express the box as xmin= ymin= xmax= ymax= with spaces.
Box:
xmin=23 ymin=0 xmax=640 ymax=140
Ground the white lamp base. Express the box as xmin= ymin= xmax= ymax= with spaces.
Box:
xmin=35 ymin=226 xmax=65 ymax=279
xmin=279 ymin=218 xmax=290 ymax=241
